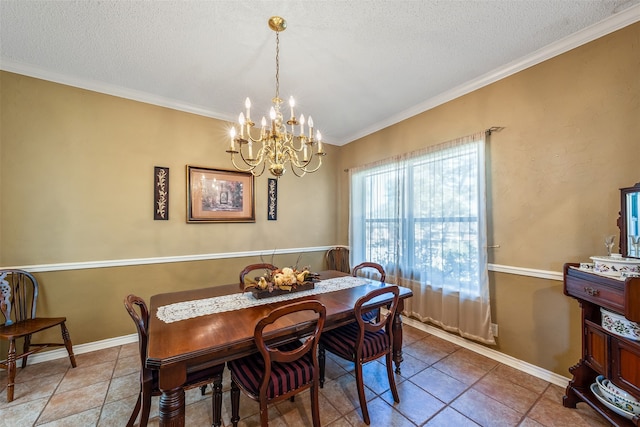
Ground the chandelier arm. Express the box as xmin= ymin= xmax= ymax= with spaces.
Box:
xmin=288 ymin=152 xmax=322 ymax=176
xmin=287 ymin=136 xmax=307 ymax=152
xmin=229 ymin=154 xmax=260 ymax=174
xmin=278 ymin=144 xmax=299 ymax=167
xmin=230 ymin=151 xmax=267 ymax=177
xmin=238 ymin=142 xmax=266 ymax=166
xmin=250 ymin=161 xmax=267 ymax=177
xmin=228 ymin=141 xmax=267 ymax=173
xmin=286 ymin=144 xmax=318 ymax=169
xmin=289 ymin=166 xmax=307 ymax=178
xmin=245 ymin=126 xmax=267 ymax=144
xmin=298 ymin=154 xmax=324 ymax=174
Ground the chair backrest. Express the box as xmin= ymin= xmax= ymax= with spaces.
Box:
xmin=0 ymin=269 xmax=39 ymax=326
xmin=124 ymin=294 xmax=149 ymax=369
xmin=254 ymin=300 xmax=326 ymax=396
xmin=239 ymin=263 xmax=277 ymax=291
xmin=353 ymin=286 xmax=399 ymax=354
xmin=326 ymin=247 xmax=350 ymax=273
xmin=352 ymin=262 xmax=386 ymax=283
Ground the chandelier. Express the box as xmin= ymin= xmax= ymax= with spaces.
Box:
xmin=226 ymin=16 xmax=325 ymax=178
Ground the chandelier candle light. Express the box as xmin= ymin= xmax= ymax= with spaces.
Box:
xmin=226 ymin=16 xmax=325 ymax=178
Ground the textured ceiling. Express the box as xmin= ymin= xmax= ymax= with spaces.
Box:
xmin=1 ymin=1 xmax=639 ymax=146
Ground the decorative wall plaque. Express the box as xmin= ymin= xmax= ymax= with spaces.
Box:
xmin=268 ymin=178 xmax=278 ymax=220
xmin=154 ymin=166 xmax=169 ymax=220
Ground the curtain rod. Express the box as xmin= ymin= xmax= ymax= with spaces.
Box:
xmin=343 ymin=127 xmax=505 ymax=172
xmin=486 ymin=126 xmax=505 ymax=135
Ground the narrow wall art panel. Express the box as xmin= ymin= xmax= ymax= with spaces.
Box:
xmin=268 ymin=178 xmax=278 ymax=220
xmin=154 ymin=166 xmax=169 ymax=220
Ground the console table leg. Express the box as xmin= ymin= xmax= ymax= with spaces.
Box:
xmin=563 ymin=360 xmax=591 ymax=408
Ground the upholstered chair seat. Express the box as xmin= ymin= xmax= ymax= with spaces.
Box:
xmin=228 ymin=300 xmax=326 ymax=427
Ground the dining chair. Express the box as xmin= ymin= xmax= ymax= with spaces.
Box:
xmin=325 ymin=246 xmax=350 ymax=274
xmin=228 ymin=300 xmax=327 ymax=427
xmin=318 ymin=286 xmax=400 ymax=425
xmin=239 ymin=263 xmax=278 ymax=291
xmin=352 ymin=262 xmax=387 ymax=322
xmin=124 ymin=294 xmax=225 ymax=427
xmin=0 ymin=269 xmax=77 ymax=402
xmin=352 ymin=262 xmax=386 ymax=283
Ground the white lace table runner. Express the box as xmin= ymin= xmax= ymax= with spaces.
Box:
xmin=156 ymin=276 xmax=369 ymax=323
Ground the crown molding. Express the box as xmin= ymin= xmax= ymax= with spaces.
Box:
xmin=0 ymin=59 xmax=235 ymax=123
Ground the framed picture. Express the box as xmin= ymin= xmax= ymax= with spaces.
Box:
xmin=186 ymin=166 xmax=255 ymax=223
xmin=267 ymin=178 xmax=278 ymax=220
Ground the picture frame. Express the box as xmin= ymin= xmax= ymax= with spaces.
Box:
xmin=186 ymin=166 xmax=255 ymax=223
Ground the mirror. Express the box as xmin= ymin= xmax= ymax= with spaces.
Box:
xmin=619 ymin=182 xmax=640 ymax=258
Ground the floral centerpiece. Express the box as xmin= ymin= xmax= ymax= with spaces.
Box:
xmin=245 ymin=266 xmax=319 ymax=298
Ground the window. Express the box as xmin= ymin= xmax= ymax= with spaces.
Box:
xmin=350 ymin=134 xmax=487 ymax=298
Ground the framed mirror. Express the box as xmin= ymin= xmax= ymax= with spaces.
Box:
xmin=619 ymin=182 xmax=640 ymax=258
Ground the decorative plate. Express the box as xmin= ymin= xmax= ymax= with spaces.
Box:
xmin=601 ymin=308 xmax=640 ymax=341
xmin=591 ymin=382 xmax=635 ymax=420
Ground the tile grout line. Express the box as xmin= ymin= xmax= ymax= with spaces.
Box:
xmin=33 ymin=363 xmax=71 ymax=426
xmin=96 ymin=344 xmax=125 ymax=425
xmin=518 ymin=382 xmax=554 ymax=427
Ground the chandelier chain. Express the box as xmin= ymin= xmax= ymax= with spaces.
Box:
xmin=275 ymin=31 xmax=280 ymax=101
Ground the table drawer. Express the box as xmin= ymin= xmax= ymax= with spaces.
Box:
xmin=565 ymin=275 xmax=624 ymax=313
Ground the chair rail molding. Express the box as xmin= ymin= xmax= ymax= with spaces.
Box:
xmin=2 ymin=249 xmax=563 ymax=282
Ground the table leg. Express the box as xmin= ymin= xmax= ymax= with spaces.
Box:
xmin=157 ymin=364 xmax=187 ymax=427
xmin=392 ymin=300 xmax=405 ymax=374
xmin=158 ymin=387 xmax=185 ymax=427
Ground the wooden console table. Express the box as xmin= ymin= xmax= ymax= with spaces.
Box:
xmin=563 ymin=263 xmax=640 ymax=426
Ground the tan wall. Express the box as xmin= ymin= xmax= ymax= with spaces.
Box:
xmin=337 ymin=23 xmax=639 ymax=375
xmin=0 ymin=71 xmax=338 ymax=344
xmin=0 ymin=74 xmax=341 ymax=264
xmin=1 ymin=23 xmax=638 ymax=377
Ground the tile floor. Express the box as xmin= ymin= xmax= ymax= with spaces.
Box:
xmin=0 ymin=325 xmax=610 ymax=427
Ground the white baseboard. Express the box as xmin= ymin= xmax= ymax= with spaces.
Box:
xmin=16 ymin=334 xmax=138 ymax=367
xmin=23 ymin=320 xmax=570 ymax=389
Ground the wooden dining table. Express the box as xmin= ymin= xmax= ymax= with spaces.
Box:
xmin=146 ymin=270 xmax=413 ymax=426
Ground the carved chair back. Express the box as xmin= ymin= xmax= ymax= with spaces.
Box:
xmin=0 ymin=269 xmax=39 ymax=326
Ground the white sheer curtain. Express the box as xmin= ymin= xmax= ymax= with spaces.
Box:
xmin=349 ymin=132 xmax=495 ymax=344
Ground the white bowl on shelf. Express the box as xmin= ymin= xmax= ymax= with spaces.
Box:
xmin=591 ymin=382 xmax=636 ymax=420
xmin=590 ymin=255 xmax=640 ymax=276
xmin=601 ymin=308 xmax=640 ymax=341
xmin=601 ymin=376 xmax=640 ymax=405
xmin=595 ymin=376 xmax=640 ymax=416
